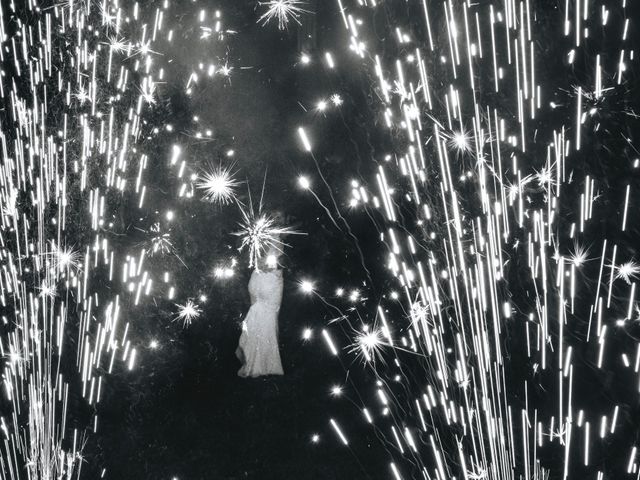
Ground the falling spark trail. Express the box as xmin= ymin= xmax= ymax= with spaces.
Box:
xmin=304 ymin=149 xmax=373 ymax=280
xmin=301 ymin=0 xmax=640 ymax=478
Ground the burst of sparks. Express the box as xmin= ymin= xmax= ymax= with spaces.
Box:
xmin=257 ymin=0 xmax=308 ymax=30
xmin=108 ymin=36 xmax=128 ymax=53
xmin=569 ymin=242 xmax=590 ymax=267
xmin=148 ymin=234 xmax=175 ymax=256
xmin=0 ymin=0 xmax=170 ymax=473
xmin=48 ymin=245 xmax=82 ymax=274
xmin=234 ymin=207 xmax=296 ymax=267
xmin=174 ymin=300 xmax=203 ymax=327
xmin=350 ymin=327 xmax=385 ymax=364
xmin=449 ymin=130 xmax=472 ymax=153
xmin=140 ymin=79 xmax=157 ymax=104
xmin=197 ymin=165 xmax=240 ymax=205
xmin=615 ymin=260 xmax=640 ymax=284
xmin=37 ymin=282 xmax=57 ymax=299
xmin=74 ymin=85 xmax=91 ymax=104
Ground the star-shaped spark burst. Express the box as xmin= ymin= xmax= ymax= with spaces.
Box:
xmin=197 ymin=165 xmax=240 ymax=205
xmin=38 ymin=282 xmax=57 ymax=299
xmin=330 ymin=93 xmax=343 ymax=106
xmin=173 ymin=300 xmax=202 ymax=328
xmin=148 ymin=233 xmax=175 ymax=256
xmin=447 ymin=129 xmax=472 ymax=154
xmin=234 ymin=207 xmax=298 ymax=268
xmin=614 ymin=260 xmax=640 ymax=285
xmin=141 ymin=223 xmax=187 ymax=267
xmin=140 ymin=79 xmax=156 ymax=104
xmin=107 ymin=35 xmax=128 ymax=53
xmin=74 ymin=85 xmax=91 ymax=105
xmin=257 ymin=0 xmax=309 ymax=30
xmin=349 ymin=327 xmax=386 ymax=364
xmin=47 ymin=244 xmax=82 ymax=274
xmin=568 ymin=242 xmax=590 ymax=267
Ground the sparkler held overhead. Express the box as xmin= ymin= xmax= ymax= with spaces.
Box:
xmin=257 ymin=0 xmax=310 ymax=30
xmin=234 ymin=206 xmax=299 ymax=269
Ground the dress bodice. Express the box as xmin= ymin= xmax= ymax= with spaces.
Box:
xmin=248 ymin=268 xmax=283 ymax=308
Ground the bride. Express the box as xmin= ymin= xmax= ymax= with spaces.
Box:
xmin=235 ymin=243 xmax=284 ymax=377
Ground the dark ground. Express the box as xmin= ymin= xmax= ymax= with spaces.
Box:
xmin=93 ymin=287 xmax=389 ymax=479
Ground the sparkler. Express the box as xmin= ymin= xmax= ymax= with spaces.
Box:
xmin=349 ymin=327 xmax=386 ymax=365
xmin=173 ymin=300 xmax=203 ymax=327
xmin=148 ymin=233 xmax=176 ymax=257
xmin=197 ymin=164 xmax=241 ymax=205
xmin=615 ymin=260 xmax=640 ymax=285
xmin=234 ymin=206 xmax=297 ymax=268
xmin=257 ymin=0 xmax=309 ymax=30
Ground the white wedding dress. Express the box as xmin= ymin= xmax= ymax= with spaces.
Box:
xmin=236 ymin=267 xmax=284 ymax=377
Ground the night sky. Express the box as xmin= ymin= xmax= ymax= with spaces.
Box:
xmin=1 ymin=0 xmax=640 ymax=479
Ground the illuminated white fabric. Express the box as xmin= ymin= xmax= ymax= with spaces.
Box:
xmin=236 ymin=268 xmax=284 ymax=377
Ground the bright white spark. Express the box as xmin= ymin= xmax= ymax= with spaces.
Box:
xmin=214 ymin=267 xmax=235 ymax=279
xmin=569 ymin=243 xmax=590 ymax=267
xmin=234 ymin=208 xmax=297 ymax=267
xmin=257 ymin=0 xmax=309 ymax=30
xmin=197 ymin=165 xmax=240 ymax=205
xmin=302 ymin=328 xmax=313 ymax=340
xmin=38 ymin=282 xmax=57 ymax=299
xmin=352 ymin=328 xmax=385 ymax=364
xmin=219 ymin=62 xmax=233 ymax=77
xmin=298 ymin=127 xmax=312 ymax=151
xmin=450 ymin=130 xmax=471 ymax=152
xmin=108 ymin=36 xmax=128 ymax=53
xmin=330 ymin=94 xmax=343 ymax=106
xmin=410 ymin=301 xmax=431 ymax=326
xmin=300 ymin=280 xmax=315 ymax=293
xmin=141 ymin=80 xmax=156 ymax=104
xmin=48 ymin=245 xmax=82 ymax=273
xmin=136 ymin=40 xmax=159 ymax=57
xmin=298 ymin=176 xmax=311 ymax=189
xmin=74 ymin=86 xmax=91 ymax=105
xmin=615 ymin=261 xmax=640 ymax=285
xmin=148 ymin=233 xmax=175 ymax=257
xmin=174 ymin=300 xmax=202 ymax=327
